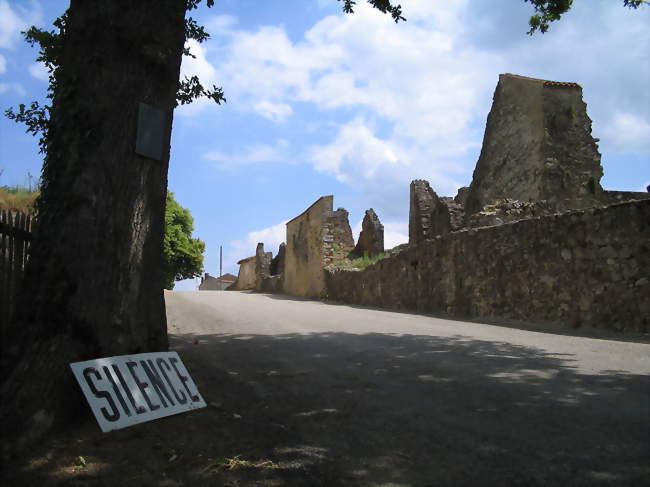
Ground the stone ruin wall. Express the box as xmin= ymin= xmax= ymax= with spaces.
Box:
xmin=283 ymin=196 xmax=334 ymax=298
xmin=228 ymin=256 xmax=256 ymax=290
xmin=254 ymin=243 xmax=272 ymax=289
xmin=409 ymin=180 xmax=452 ymax=245
xmin=231 ymin=73 xmax=649 ymax=332
xmin=355 ymin=209 xmax=384 ymax=257
xmin=327 ymin=200 xmax=650 ymax=333
xmin=465 ymin=74 xmax=606 ymax=220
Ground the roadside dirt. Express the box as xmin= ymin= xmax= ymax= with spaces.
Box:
xmin=1 ymin=291 xmax=649 ymax=486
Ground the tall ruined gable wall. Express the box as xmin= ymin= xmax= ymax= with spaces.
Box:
xmin=283 ymin=196 xmax=333 ymax=298
xmin=465 ymin=74 xmax=604 ymax=219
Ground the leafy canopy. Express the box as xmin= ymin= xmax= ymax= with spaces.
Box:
xmin=163 ymin=191 xmax=205 ymax=290
xmin=526 ymin=0 xmax=647 ymax=34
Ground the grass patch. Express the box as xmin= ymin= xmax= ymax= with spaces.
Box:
xmin=0 ymin=186 xmax=39 ymax=214
xmin=350 ymin=250 xmax=389 ymax=269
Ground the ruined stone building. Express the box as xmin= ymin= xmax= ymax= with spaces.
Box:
xmin=198 ymin=273 xmax=237 ymax=291
xmin=228 ymin=74 xmax=650 ymax=333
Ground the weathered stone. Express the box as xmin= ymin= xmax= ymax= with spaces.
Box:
xmin=255 ymin=242 xmax=272 ymax=289
xmin=603 ymin=190 xmax=650 ymax=204
xmin=228 ymin=256 xmax=256 ymax=290
xmin=467 ymin=198 xmax=554 ymax=227
xmin=409 ymin=180 xmax=452 ymax=244
xmin=284 ymin=195 xmax=334 ymax=298
xmin=465 ymin=73 xmax=605 ymax=223
xmin=326 ymin=199 xmax=650 ymax=333
xmin=454 ymin=186 xmax=470 ymax=206
xmin=329 ymin=207 xmax=355 ymax=250
xmin=439 ymin=197 xmax=465 ymax=232
xmin=270 ymin=243 xmax=286 ymax=276
xmin=355 ymin=208 xmax=384 ymax=256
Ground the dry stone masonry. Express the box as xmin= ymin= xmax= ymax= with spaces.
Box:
xmin=355 ymin=209 xmax=384 ymax=256
xmin=254 ymin=243 xmax=272 ymax=289
xmin=327 ymin=200 xmax=650 ymax=333
xmin=465 ymin=73 xmax=605 ymax=221
xmin=229 ymin=73 xmax=649 ymax=333
xmin=328 ymin=208 xmax=355 ymax=250
xmin=270 ymin=243 xmax=286 ymax=276
xmin=409 ymin=180 xmax=451 ymax=244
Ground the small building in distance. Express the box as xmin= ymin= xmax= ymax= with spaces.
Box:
xmin=198 ymin=272 xmax=237 ymax=291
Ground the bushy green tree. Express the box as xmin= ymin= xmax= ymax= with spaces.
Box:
xmin=163 ymin=191 xmax=204 ymax=290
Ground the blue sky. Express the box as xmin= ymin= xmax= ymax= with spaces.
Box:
xmin=1 ymin=0 xmax=649 ymax=290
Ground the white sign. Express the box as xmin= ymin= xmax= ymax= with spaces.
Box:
xmin=70 ymin=351 xmax=206 ymax=432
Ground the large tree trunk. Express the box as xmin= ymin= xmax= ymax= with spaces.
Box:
xmin=1 ymin=0 xmax=187 ymax=449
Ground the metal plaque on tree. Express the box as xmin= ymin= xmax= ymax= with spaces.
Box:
xmin=70 ymin=351 xmax=206 ymax=432
xmin=135 ymin=102 xmax=166 ymax=161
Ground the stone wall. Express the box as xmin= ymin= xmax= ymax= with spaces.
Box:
xmin=270 ymin=243 xmax=286 ymax=276
xmin=229 ymin=256 xmax=256 ymax=290
xmin=254 ymin=243 xmax=272 ymax=288
xmin=465 ymin=74 xmax=605 ymax=220
xmin=409 ymin=180 xmax=451 ymax=244
xmin=328 ymin=208 xmax=355 ymax=250
xmin=199 ymin=273 xmax=236 ymax=291
xmin=284 ymin=196 xmax=334 ymax=298
xmin=355 ymin=208 xmax=384 ymax=256
xmin=604 ymin=190 xmax=650 ymax=204
xmin=326 ymin=200 xmax=649 ymax=333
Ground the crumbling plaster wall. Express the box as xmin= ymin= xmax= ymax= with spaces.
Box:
xmin=327 ymin=200 xmax=650 ymax=333
xmin=283 ymin=196 xmax=334 ymax=298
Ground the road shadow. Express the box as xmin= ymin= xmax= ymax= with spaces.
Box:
xmin=3 ymin=330 xmax=648 ymax=486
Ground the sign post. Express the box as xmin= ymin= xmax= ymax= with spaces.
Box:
xmin=70 ymin=351 xmax=206 ymax=432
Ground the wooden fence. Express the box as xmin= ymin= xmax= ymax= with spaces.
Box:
xmin=0 ymin=210 xmax=35 ymax=332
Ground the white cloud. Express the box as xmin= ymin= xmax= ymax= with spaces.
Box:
xmin=0 ymin=53 xmax=5 ymax=73
xmin=198 ymin=0 xmax=648 ymax=207
xmin=177 ymin=39 xmax=219 ymax=117
xmin=203 ymin=1 xmax=498 ymax=198
xmin=204 ymin=138 xmax=289 ymax=168
xmin=206 ymin=14 xmax=238 ymax=33
xmin=181 ymin=39 xmax=217 ymax=86
xmin=383 ymin=221 xmax=409 ymax=249
xmin=601 ymin=112 xmax=650 ymax=153
xmin=28 ymin=61 xmax=48 ymax=81
xmin=228 ymin=221 xmax=287 ymax=270
xmin=0 ymin=82 xmax=26 ymax=96
xmin=310 ymin=118 xmax=401 ymax=184
xmin=253 ymin=100 xmax=293 ymax=123
xmin=0 ymin=0 xmax=42 ymax=49
xmin=310 ymin=117 xmax=465 ymax=198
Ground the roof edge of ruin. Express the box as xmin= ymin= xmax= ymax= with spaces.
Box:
xmin=286 ymin=195 xmax=334 ymax=225
xmin=237 ymin=256 xmax=255 ymax=264
xmin=501 ymin=73 xmax=581 ymax=89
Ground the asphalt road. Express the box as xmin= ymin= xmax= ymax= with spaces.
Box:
xmin=165 ymin=290 xmax=650 ymax=486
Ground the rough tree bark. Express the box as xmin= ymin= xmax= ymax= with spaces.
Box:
xmin=1 ymin=0 xmax=187 ymax=449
